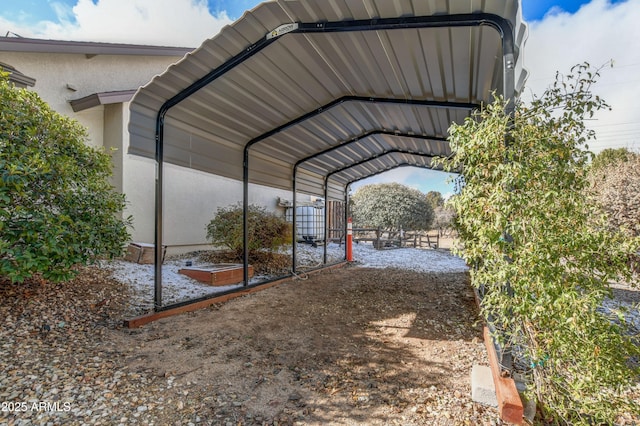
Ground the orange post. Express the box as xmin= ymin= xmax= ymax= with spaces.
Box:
xmin=346 ymin=217 xmax=353 ymax=261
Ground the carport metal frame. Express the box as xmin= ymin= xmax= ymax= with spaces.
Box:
xmin=323 ymin=151 xmax=439 ymax=263
xmin=254 ymin=100 xmax=477 ymax=281
xmin=293 ymin=130 xmax=449 ymax=267
xmin=153 ymin=12 xmax=517 ymax=311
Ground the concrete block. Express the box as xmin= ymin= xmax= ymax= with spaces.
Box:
xmin=471 ymin=364 xmax=498 ymax=407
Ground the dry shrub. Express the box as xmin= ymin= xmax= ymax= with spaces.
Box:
xmin=592 ymin=154 xmax=640 ymax=237
xmin=198 ymin=250 xmax=291 ymax=276
xmin=205 ymin=203 xmax=292 ymax=258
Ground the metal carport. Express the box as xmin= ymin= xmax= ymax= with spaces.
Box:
xmin=128 ymin=0 xmax=528 ymax=311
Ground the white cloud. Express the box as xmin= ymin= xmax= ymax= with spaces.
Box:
xmin=2 ymin=0 xmax=635 ymax=153
xmin=0 ymin=0 xmax=233 ymax=47
xmin=523 ymin=0 xmax=640 ymax=151
xmin=350 ymin=167 xmax=455 ymax=195
xmin=543 ymin=5 xmax=568 ymax=18
xmin=350 ymin=167 xmax=420 ymax=190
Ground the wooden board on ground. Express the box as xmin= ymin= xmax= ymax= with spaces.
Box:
xmin=125 ymin=242 xmax=166 ymax=264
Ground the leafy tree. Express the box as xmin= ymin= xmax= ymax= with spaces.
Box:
xmin=425 ymin=190 xmax=444 ymax=210
xmin=439 ymin=63 xmax=639 ymax=424
xmin=351 ymin=183 xmax=434 ymax=231
xmin=206 ymin=203 xmax=291 ymax=258
xmin=0 ymin=74 xmax=130 ymax=283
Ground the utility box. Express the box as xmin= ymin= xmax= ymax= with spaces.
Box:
xmin=125 ymin=242 xmax=166 ymax=264
xmin=285 ymin=206 xmax=325 ymax=242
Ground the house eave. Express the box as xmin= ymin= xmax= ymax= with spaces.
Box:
xmin=0 ymin=62 xmax=36 ymax=87
xmin=0 ymin=36 xmax=194 ymax=57
xmin=70 ymin=89 xmax=137 ymax=112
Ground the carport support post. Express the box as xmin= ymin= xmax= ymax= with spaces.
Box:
xmin=292 ymin=175 xmax=298 ymax=274
xmin=323 ymin=180 xmax=329 ymax=265
xmin=346 ymin=218 xmax=353 ymax=262
xmin=153 ymin=112 xmax=167 ymax=311
xmin=154 ymin=164 xmax=163 ymax=308
xmin=243 ymin=149 xmax=250 ymax=287
xmin=475 ymin=29 xmax=522 ymax=425
xmin=498 ymin=40 xmax=517 ymax=365
xmin=344 ymin=188 xmax=349 ymax=261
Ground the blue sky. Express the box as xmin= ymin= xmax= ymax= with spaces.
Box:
xmin=521 ymin=0 xmax=625 ymax=20
xmin=1 ymin=0 xmax=637 ymax=196
xmin=215 ymin=0 xmax=629 ymax=21
xmin=1 ymin=0 xmax=623 ymax=29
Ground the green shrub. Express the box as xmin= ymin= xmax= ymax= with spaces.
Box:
xmin=439 ymin=63 xmax=640 ymax=424
xmin=205 ymin=203 xmax=291 ymax=258
xmin=0 ymin=73 xmax=130 ymax=283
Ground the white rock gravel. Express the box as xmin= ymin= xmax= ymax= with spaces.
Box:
xmin=102 ymin=242 xmax=469 ymax=314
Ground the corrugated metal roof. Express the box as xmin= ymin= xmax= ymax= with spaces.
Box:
xmin=129 ymin=0 xmax=528 ymax=200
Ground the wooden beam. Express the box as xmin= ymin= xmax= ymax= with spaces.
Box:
xmin=473 ymin=289 xmax=525 ymax=424
xmin=483 ymin=325 xmax=525 ymax=424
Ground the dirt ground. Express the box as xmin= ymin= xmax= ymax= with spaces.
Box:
xmin=4 ymin=245 xmax=639 ymax=425
xmin=1 ymin=263 xmax=506 ymax=425
xmin=112 ymin=265 xmax=501 ymax=425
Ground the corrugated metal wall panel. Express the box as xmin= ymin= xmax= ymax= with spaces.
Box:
xmin=248 ymin=153 xmax=296 ymax=190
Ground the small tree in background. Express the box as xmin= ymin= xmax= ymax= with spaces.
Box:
xmin=439 ymin=63 xmax=639 ymax=424
xmin=589 ymin=148 xmax=640 ymax=237
xmin=433 ymin=205 xmax=456 ymax=236
xmin=0 ymin=74 xmax=130 ymax=283
xmin=425 ymin=191 xmax=455 ymax=236
xmin=425 ymin=190 xmax=444 ymax=210
xmin=589 ymin=147 xmax=637 ymax=174
xmin=351 ymin=183 xmax=434 ymax=233
xmin=206 ymin=203 xmax=291 ymax=259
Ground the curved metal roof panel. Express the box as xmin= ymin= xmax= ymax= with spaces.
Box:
xmin=129 ymin=0 xmax=528 ymax=199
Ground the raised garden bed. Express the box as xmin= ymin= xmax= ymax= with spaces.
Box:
xmin=178 ymin=263 xmax=254 ymax=286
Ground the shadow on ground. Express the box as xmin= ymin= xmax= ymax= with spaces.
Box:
xmin=115 ymin=266 xmax=498 ymax=425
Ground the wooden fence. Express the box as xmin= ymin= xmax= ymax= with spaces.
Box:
xmin=329 ymin=227 xmax=439 ymax=250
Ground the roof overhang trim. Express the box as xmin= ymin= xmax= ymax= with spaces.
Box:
xmin=70 ymin=90 xmax=137 ymax=112
xmin=0 ymin=62 xmax=36 ymax=87
xmin=0 ymin=36 xmax=193 ymax=57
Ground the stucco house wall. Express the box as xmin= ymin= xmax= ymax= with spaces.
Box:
xmin=1 ymin=50 xmax=180 ymax=146
xmin=1 ymin=37 xmax=301 ymax=254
